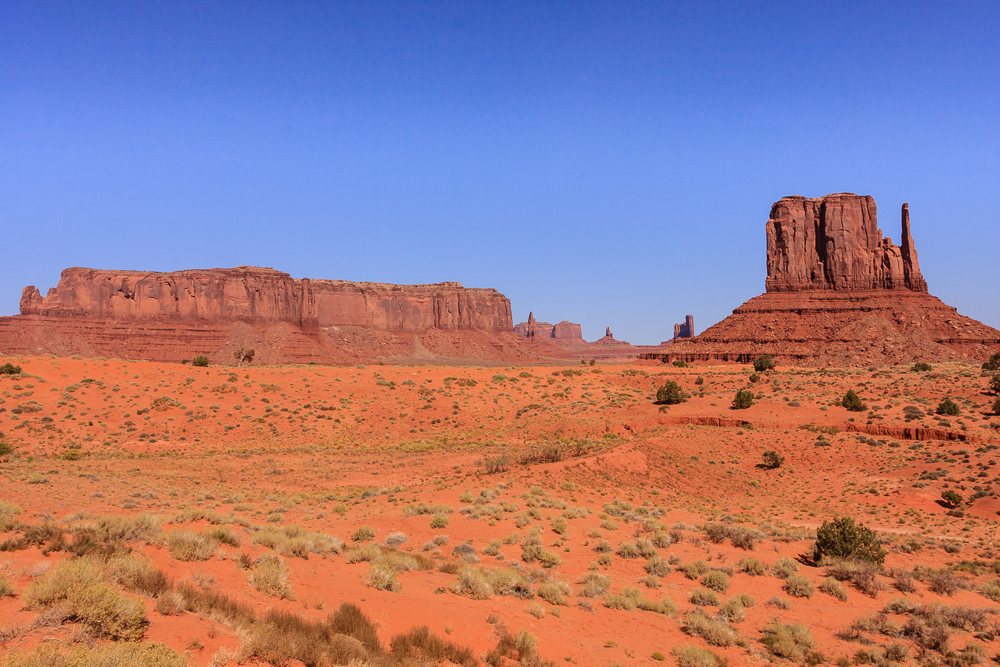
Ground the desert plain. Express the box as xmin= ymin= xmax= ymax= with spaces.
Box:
xmin=1 ymin=354 xmax=999 ymax=667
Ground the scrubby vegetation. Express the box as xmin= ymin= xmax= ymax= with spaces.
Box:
xmin=814 ymin=516 xmax=886 ymax=565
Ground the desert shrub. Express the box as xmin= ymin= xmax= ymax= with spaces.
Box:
xmin=761 ymin=450 xmax=785 ymax=469
xmin=430 ymin=514 xmax=448 ymax=529
xmin=814 ymin=516 xmax=886 ymax=565
xmin=981 ymin=578 xmax=1000 ymax=602
xmin=690 ymin=587 xmax=720 ymax=606
xmin=738 ymin=558 xmax=766 ymax=576
xmin=22 ymin=558 xmax=147 ymax=640
xmin=483 ymin=569 xmax=532 ymax=598
xmin=731 ymin=389 xmax=753 ymax=410
xmin=982 ymin=352 xmax=1000 ymax=371
xmin=155 ymin=588 xmax=185 ymax=615
xmin=105 ymin=553 xmax=170 ymax=597
xmin=389 ymin=626 xmax=477 ymax=667
xmin=682 ymin=611 xmax=745 ymax=647
xmin=346 ymin=543 xmax=383 ymax=563
xmin=773 ymin=557 xmax=799 ymax=579
xmin=753 ymin=355 xmax=775 ymax=372
xmin=0 ymin=362 xmax=21 ymax=375
xmin=452 ymin=566 xmax=493 ymax=599
xmin=365 ymin=563 xmax=402 ymax=592
xmin=166 ymin=530 xmax=217 ymax=561
xmin=842 ymin=389 xmax=867 ymax=412
xmin=941 ymin=489 xmax=963 ymax=508
xmin=936 ymin=397 xmax=960 ymax=416
xmin=719 ymin=598 xmax=747 ymax=623
xmin=249 ymin=555 xmax=294 ymax=599
xmin=925 ymin=570 xmax=963 ymax=596
xmin=352 ymin=525 xmax=375 ymax=542
xmin=0 ymin=441 xmax=13 ymax=458
xmin=702 ymin=570 xmax=730 ymax=593
xmin=192 ymin=355 xmax=209 ymax=367
xmin=656 ymin=381 xmax=687 ymax=405
xmin=912 ymin=362 xmax=933 ymax=372
xmin=892 ymin=569 xmax=917 ymax=593
xmin=616 ymin=539 xmax=656 ymax=559
xmin=760 ymin=620 xmax=814 ymax=660
xmin=0 ymin=642 xmax=186 ymax=667
xmin=820 ymin=577 xmax=848 ymax=601
xmin=784 ymin=573 xmax=814 ymax=598
xmin=825 ymin=560 xmax=885 ymax=597
xmin=604 ymin=587 xmax=642 ymax=611
xmin=206 ymin=526 xmax=241 ymax=548
xmin=537 ymin=581 xmax=571 ymax=605
xmin=990 ymin=373 xmax=1000 ymax=394
xmin=384 ymin=531 xmax=408 ymax=547
xmin=673 ymin=644 xmax=728 ymax=667
xmin=578 ymin=573 xmax=611 ymax=597
xmin=484 ymin=630 xmax=549 ymax=667
xmin=651 ymin=531 xmax=672 ymax=548
xmin=0 ymin=572 xmax=13 ymax=598
xmin=645 ymin=555 xmax=672 ymax=576
xmin=993 ymin=395 xmax=1000 ymax=415
xmin=682 ymin=559 xmax=711 ymax=579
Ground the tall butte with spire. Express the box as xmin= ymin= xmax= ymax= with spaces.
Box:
xmin=646 ymin=193 xmax=1000 ymax=366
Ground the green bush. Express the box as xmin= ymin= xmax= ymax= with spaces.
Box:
xmin=993 ymin=395 xmax=1000 ymax=415
xmin=702 ymin=570 xmax=729 ymax=593
xmin=940 ymin=489 xmax=963 ymax=508
xmin=352 ymin=525 xmax=376 ymax=542
xmin=911 ymin=362 xmax=933 ymax=372
xmin=753 ymin=355 xmax=775 ymax=372
xmin=841 ymin=390 xmax=867 ymax=412
xmin=0 ymin=441 xmax=13 ymax=458
xmin=990 ymin=374 xmax=1000 ymax=394
xmin=191 ymin=355 xmax=209 ymax=367
xmin=936 ymin=398 xmax=960 ymax=416
xmin=760 ymin=621 xmax=814 ymax=660
xmin=761 ymin=450 xmax=784 ymax=469
xmin=672 ymin=360 xmax=689 ymax=368
xmin=982 ymin=351 xmax=1000 ymax=371
xmin=655 ymin=381 xmax=687 ymax=405
xmin=731 ymin=390 xmax=753 ymax=410
xmin=695 ymin=376 xmax=704 ymax=385
xmin=0 ymin=363 xmax=22 ymax=375
xmin=814 ymin=516 xmax=886 ymax=565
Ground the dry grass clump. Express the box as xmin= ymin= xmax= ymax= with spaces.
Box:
xmin=537 ymin=581 xmax=571 ymax=605
xmin=981 ymin=578 xmax=1000 ymax=602
xmin=166 ymin=530 xmax=218 ymax=561
xmin=520 ymin=529 xmax=561 ymax=568
xmin=719 ymin=595 xmax=753 ymax=622
xmin=645 ymin=555 xmax=672 ymax=576
xmin=783 ymin=573 xmax=814 ymax=598
xmin=759 ymin=620 xmax=814 ymax=660
xmin=673 ymin=644 xmax=728 ymax=667
xmin=0 ymin=572 xmax=13 ymax=598
xmin=104 ymin=553 xmax=170 ymax=597
xmin=702 ymin=570 xmax=729 ymax=593
xmin=577 ymin=572 xmax=611 ymax=598
xmin=390 ymin=625 xmax=477 ymax=667
xmin=248 ymin=554 xmax=294 ymax=599
xmin=452 ymin=565 xmax=494 ymax=599
xmin=0 ymin=500 xmax=24 ymax=532
xmin=0 ymin=641 xmax=187 ymax=667
xmin=604 ymin=586 xmax=642 ymax=610
xmin=682 ymin=611 xmax=745 ymax=647
xmin=22 ymin=557 xmax=147 ymax=640
xmin=484 ymin=629 xmax=553 ymax=667
xmin=154 ymin=588 xmax=186 ymax=615
xmin=772 ymin=557 xmax=799 ymax=579
xmin=690 ymin=587 xmax=720 ymax=606
xmin=616 ymin=539 xmax=656 ymax=559
xmin=824 ymin=560 xmax=885 ymax=597
xmin=736 ymin=557 xmax=766 ymax=576
xmin=819 ymin=576 xmax=848 ymax=601
xmin=206 ymin=525 xmax=241 ymax=548
xmin=681 ymin=559 xmax=710 ymax=579
xmin=486 ymin=568 xmax=534 ymax=599
xmin=365 ymin=562 xmax=402 ymax=592
xmin=250 ymin=525 xmax=344 ymax=558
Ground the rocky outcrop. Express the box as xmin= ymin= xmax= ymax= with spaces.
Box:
xmin=0 ymin=266 xmax=566 ymax=365
xmin=645 ymin=194 xmax=999 ymax=366
xmin=673 ymin=316 xmax=695 ymax=340
xmin=765 ymin=194 xmax=927 ymax=293
xmin=514 ymin=315 xmax=583 ymax=342
xmin=19 ymin=266 xmax=513 ymax=332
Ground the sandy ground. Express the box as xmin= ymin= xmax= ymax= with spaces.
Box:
xmin=0 ymin=354 xmax=999 ymax=666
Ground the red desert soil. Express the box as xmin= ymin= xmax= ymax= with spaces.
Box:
xmin=1 ymin=354 xmax=1000 ymax=666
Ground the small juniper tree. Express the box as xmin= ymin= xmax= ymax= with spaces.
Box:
xmin=841 ymin=390 xmax=867 ymax=412
xmin=814 ymin=516 xmax=886 ymax=565
xmin=732 ymin=389 xmax=753 ymax=410
xmin=936 ymin=397 xmax=960 ymax=416
xmin=656 ymin=381 xmax=687 ymax=405
xmin=753 ymin=355 xmax=775 ymax=372
xmin=762 ymin=450 xmax=785 ymax=469
xmin=993 ymin=395 xmax=1000 ymax=415
xmin=911 ymin=362 xmax=932 ymax=372
xmin=192 ymin=356 xmax=210 ymax=367
xmin=940 ymin=490 xmax=963 ymax=508
xmin=0 ymin=363 xmax=21 ymax=375
xmin=990 ymin=374 xmax=1000 ymax=394
xmin=983 ymin=352 xmax=1000 ymax=371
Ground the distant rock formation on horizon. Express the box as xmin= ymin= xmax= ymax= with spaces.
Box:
xmin=0 ymin=266 xmax=569 ymax=366
xmin=644 ymin=193 xmax=1000 ymax=367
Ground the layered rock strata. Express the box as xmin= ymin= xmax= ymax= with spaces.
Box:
xmin=644 ymin=194 xmax=999 ymax=366
xmin=0 ymin=267 xmax=567 ymax=365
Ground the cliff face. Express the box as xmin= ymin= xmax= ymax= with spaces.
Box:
xmin=765 ymin=194 xmax=927 ymax=293
xmin=19 ymin=267 xmax=513 ymax=332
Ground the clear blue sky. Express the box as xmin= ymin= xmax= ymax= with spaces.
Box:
xmin=2 ymin=1 xmax=998 ymax=343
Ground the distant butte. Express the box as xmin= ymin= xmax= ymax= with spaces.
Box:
xmin=514 ymin=313 xmax=662 ymax=363
xmin=0 ymin=267 xmax=569 ymax=365
xmin=646 ymin=193 xmax=1000 ymax=366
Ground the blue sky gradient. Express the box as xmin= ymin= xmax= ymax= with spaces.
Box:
xmin=2 ymin=1 xmax=998 ymax=343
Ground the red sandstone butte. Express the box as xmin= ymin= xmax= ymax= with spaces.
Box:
xmin=644 ymin=194 xmax=1000 ymax=367
xmin=1 ymin=267 xmax=567 ymax=365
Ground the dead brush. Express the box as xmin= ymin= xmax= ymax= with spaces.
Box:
xmin=824 ymin=560 xmax=886 ymax=597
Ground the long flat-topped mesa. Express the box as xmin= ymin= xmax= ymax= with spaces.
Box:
xmin=19 ymin=266 xmax=512 ymax=332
